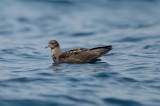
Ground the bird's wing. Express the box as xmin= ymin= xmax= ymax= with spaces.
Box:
xmin=59 ymin=48 xmax=88 ymax=58
xmin=77 ymin=51 xmax=101 ymax=63
xmin=73 ymin=46 xmax=112 ymax=63
xmin=59 ymin=46 xmax=112 ymax=63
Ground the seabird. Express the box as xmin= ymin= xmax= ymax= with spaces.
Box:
xmin=46 ymin=40 xmax=112 ymax=63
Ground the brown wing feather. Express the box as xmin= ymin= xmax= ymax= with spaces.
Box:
xmin=59 ymin=48 xmax=88 ymax=58
xmin=80 ymin=51 xmax=101 ymax=63
xmin=80 ymin=46 xmax=112 ymax=62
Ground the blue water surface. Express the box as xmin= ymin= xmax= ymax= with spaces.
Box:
xmin=0 ymin=0 xmax=160 ymax=106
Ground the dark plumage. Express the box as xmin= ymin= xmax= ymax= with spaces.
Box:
xmin=46 ymin=40 xmax=112 ymax=63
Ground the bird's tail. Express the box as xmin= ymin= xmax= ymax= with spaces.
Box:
xmin=90 ymin=45 xmax=112 ymax=55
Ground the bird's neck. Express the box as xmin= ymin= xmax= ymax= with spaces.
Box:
xmin=51 ymin=47 xmax=62 ymax=63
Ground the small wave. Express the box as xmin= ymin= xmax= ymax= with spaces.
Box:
xmin=0 ymin=99 xmax=66 ymax=106
xmin=22 ymin=0 xmax=74 ymax=5
xmin=93 ymin=71 xmax=119 ymax=79
xmin=4 ymin=77 xmax=43 ymax=83
xmin=114 ymin=36 xmax=146 ymax=42
xmin=17 ymin=17 xmax=30 ymax=23
xmin=71 ymin=32 xmax=95 ymax=37
xmin=103 ymin=98 xmax=143 ymax=106
xmin=143 ymin=44 xmax=160 ymax=51
xmin=119 ymin=77 xmax=139 ymax=83
xmin=1 ymin=49 xmax=17 ymax=54
xmin=0 ymin=30 xmax=13 ymax=35
xmin=93 ymin=72 xmax=111 ymax=78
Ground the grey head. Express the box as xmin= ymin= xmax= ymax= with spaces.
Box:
xmin=46 ymin=40 xmax=60 ymax=49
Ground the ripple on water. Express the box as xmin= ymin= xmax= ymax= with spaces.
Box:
xmin=0 ymin=30 xmax=13 ymax=35
xmin=0 ymin=99 xmax=69 ymax=106
xmin=71 ymin=32 xmax=95 ymax=37
xmin=4 ymin=77 xmax=48 ymax=83
xmin=142 ymin=43 xmax=160 ymax=52
xmin=93 ymin=72 xmax=119 ymax=79
xmin=1 ymin=49 xmax=17 ymax=54
xmin=118 ymin=77 xmax=139 ymax=83
xmin=114 ymin=36 xmax=146 ymax=42
xmin=103 ymin=98 xmax=143 ymax=106
xmin=23 ymin=0 xmax=74 ymax=5
xmin=17 ymin=17 xmax=30 ymax=23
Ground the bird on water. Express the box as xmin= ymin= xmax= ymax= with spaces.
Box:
xmin=46 ymin=40 xmax=112 ymax=63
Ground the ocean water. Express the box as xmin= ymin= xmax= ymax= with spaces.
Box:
xmin=0 ymin=0 xmax=160 ymax=106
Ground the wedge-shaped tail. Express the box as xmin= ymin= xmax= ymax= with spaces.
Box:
xmin=90 ymin=45 xmax=112 ymax=55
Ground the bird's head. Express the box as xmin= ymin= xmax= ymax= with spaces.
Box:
xmin=46 ymin=40 xmax=60 ymax=49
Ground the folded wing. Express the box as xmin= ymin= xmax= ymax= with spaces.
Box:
xmin=59 ymin=46 xmax=112 ymax=63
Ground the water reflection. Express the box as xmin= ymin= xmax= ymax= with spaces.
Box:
xmin=50 ymin=62 xmax=111 ymax=73
xmin=50 ymin=63 xmax=63 ymax=72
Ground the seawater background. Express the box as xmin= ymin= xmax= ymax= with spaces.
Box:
xmin=0 ymin=0 xmax=160 ymax=106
